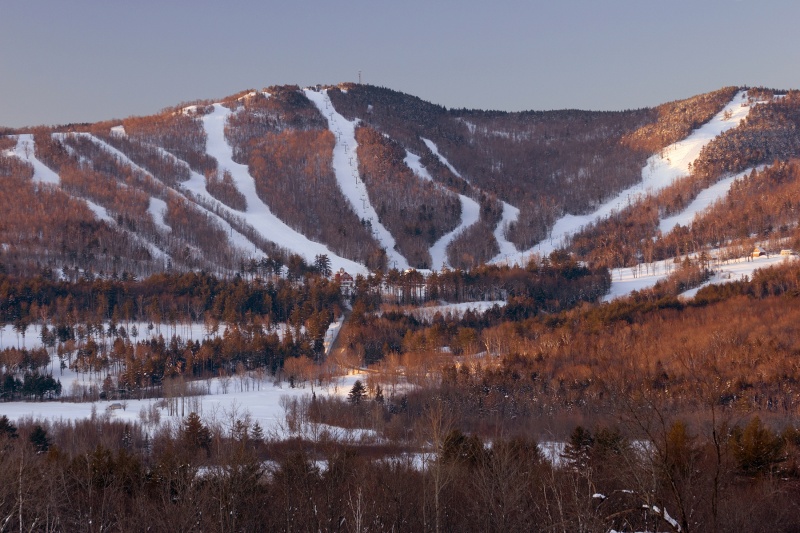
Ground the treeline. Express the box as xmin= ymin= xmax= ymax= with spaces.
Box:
xmin=356 ymin=126 xmax=461 ymax=268
xmin=0 ymin=269 xmax=343 ymax=328
xmin=347 ymin=256 xmax=610 ymax=363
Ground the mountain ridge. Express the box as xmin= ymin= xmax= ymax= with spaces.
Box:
xmin=2 ymin=83 xmax=799 ymax=279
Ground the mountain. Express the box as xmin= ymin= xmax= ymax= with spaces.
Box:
xmin=1 ymin=83 xmax=799 ymax=279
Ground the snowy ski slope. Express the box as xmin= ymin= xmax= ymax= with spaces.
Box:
xmin=403 ymin=149 xmax=481 ymax=269
xmin=500 ymin=90 xmax=757 ymax=264
xmin=305 ymin=89 xmax=409 ymax=270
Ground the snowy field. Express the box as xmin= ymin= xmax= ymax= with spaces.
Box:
xmin=0 ymin=370 xmax=367 ymax=437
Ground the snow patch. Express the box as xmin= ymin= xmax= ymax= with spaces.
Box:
xmin=148 ymin=197 xmax=171 ymax=233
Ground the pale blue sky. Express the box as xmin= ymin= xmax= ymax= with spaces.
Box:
xmin=2 ymin=0 xmax=799 ymax=127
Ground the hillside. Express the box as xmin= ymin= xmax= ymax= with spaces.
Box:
xmin=2 ymin=84 xmax=799 ymax=278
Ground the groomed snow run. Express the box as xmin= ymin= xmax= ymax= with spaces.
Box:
xmin=658 ymin=165 xmax=766 ymax=234
xmin=304 ymin=88 xmax=409 ymax=270
xmin=11 ymin=134 xmax=60 ymax=185
xmin=403 ymin=149 xmax=481 ymax=269
xmin=75 ymin=132 xmax=274 ymax=265
xmin=604 ymin=253 xmax=798 ymax=302
xmin=422 ymin=137 xmax=465 ymax=180
xmin=491 ymin=202 xmax=522 ymax=263
xmin=148 ymin=197 xmax=171 ymax=233
xmin=202 ymin=103 xmax=368 ymax=274
xmin=506 ymin=90 xmax=756 ymax=263
xmin=419 ymin=138 xmax=520 ymax=264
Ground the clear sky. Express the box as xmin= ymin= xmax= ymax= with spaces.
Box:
xmin=2 ymin=0 xmax=800 ymax=128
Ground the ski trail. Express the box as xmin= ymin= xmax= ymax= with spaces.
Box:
xmin=7 ymin=134 xmax=170 ymax=263
xmin=148 ymin=197 xmax=172 ymax=233
xmin=492 ymin=202 xmax=521 ymax=262
xmin=70 ymin=133 xmax=258 ymax=258
xmin=422 ymin=137 xmax=465 ymax=180
xmin=502 ymin=90 xmax=757 ymax=263
xmin=201 ymin=103 xmax=368 ymax=274
xmin=658 ymin=165 xmax=766 ymax=234
xmin=304 ymin=89 xmax=409 ymax=270
xmin=420 ymin=137 xmax=520 ymax=263
xmin=403 ymin=149 xmax=480 ymax=269
xmin=12 ymin=134 xmax=60 ymax=184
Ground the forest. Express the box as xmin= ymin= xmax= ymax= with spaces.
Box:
xmin=3 ymin=259 xmax=800 ymax=531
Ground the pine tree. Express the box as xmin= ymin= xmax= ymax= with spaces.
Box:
xmin=183 ymin=412 xmax=212 ymax=453
xmin=348 ymin=380 xmax=367 ymax=405
xmin=0 ymin=415 xmax=18 ymax=440
xmin=29 ymin=424 xmax=50 ymax=453
xmin=314 ymin=254 xmax=332 ymax=278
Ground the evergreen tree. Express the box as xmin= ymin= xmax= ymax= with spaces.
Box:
xmin=348 ymin=380 xmax=367 ymax=405
xmin=29 ymin=424 xmax=50 ymax=453
xmin=0 ymin=415 xmax=18 ymax=440
xmin=314 ymin=254 xmax=332 ymax=278
xmin=183 ymin=412 xmax=212 ymax=454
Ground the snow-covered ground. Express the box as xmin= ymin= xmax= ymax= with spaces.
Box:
xmin=148 ymin=197 xmax=171 ymax=233
xmin=422 ymin=138 xmax=464 ymax=181
xmin=604 ymin=252 xmax=797 ymax=301
xmin=420 ymin=137 xmax=519 ymax=267
xmin=492 ymin=201 xmax=522 ymax=263
xmin=403 ymin=148 xmax=481 ymax=269
xmin=419 ymin=138 xmax=520 ymax=263
xmin=1 ymin=370 xmax=367 ymax=436
xmin=1 ymin=317 xmax=366 ymax=433
xmin=305 ymin=89 xmax=409 ymax=270
xmin=503 ymin=91 xmax=757 ymax=263
xmin=6 ymin=134 xmax=171 ymax=263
